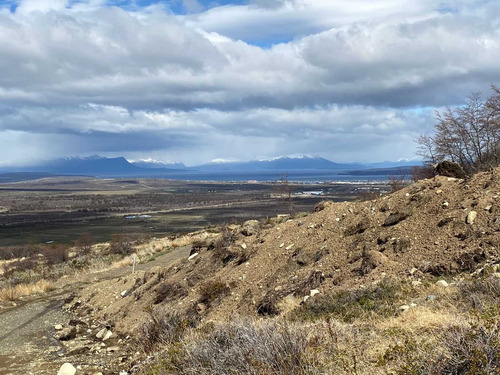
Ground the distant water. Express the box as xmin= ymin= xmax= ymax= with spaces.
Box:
xmin=101 ymin=169 xmax=401 ymax=183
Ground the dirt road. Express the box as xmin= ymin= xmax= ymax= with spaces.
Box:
xmin=0 ymin=245 xmax=191 ymax=374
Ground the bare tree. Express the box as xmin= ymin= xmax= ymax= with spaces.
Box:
xmin=417 ymin=85 xmax=500 ymax=174
xmin=274 ymin=172 xmax=295 ymax=215
xmin=75 ymin=232 xmax=94 ymax=255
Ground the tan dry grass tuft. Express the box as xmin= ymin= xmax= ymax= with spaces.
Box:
xmin=0 ymin=279 xmax=54 ymax=302
xmin=376 ymin=306 xmax=463 ymax=332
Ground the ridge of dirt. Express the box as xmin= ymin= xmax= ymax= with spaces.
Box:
xmin=71 ymin=169 xmax=500 ymax=335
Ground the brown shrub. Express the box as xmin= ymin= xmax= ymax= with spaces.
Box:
xmin=43 ymin=245 xmax=69 ymax=265
xmin=198 ymin=279 xmax=230 ymax=308
xmin=137 ymin=306 xmax=192 ymax=354
xmin=75 ymin=232 xmax=94 ymax=255
xmin=109 ymin=234 xmax=135 ymax=255
xmin=154 ymin=282 xmax=188 ymax=305
xmin=181 ymin=319 xmax=316 ymax=375
xmin=411 ymin=164 xmax=437 ymax=182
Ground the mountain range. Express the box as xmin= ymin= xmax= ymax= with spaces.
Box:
xmin=0 ymin=155 xmax=422 ymax=178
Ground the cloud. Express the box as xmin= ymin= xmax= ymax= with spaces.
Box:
xmin=0 ymin=0 xmax=498 ymax=166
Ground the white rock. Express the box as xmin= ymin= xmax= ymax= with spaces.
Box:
xmin=399 ymin=305 xmax=410 ymax=312
xmin=240 ymin=243 xmax=247 ymax=250
xmin=120 ymin=290 xmax=128 ymax=297
xmin=119 ymin=371 xmax=128 ymax=375
xmin=442 ymin=201 xmax=449 ymax=208
xmin=188 ymin=252 xmax=199 ymax=261
xmin=310 ymin=289 xmax=320 ymax=297
xmin=279 ymin=243 xmax=285 ymax=248
xmin=57 ymin=363 xmax=76 ymax=375
xmin=466 ymin=211 xmax=477 ymax=225
xmin=103 ymin=330 xmax=113 ymax=341
xmin=54 ymin=324 xmax=63 ymax=331
xmin=96 ymin=328 xmax=107 ymax=339
xmin=436 ymin=280 xmax=449 ymax=288
xmin=303 ymin=295 xmax=310 ymax=303
xmin=285 ymin=244 xmax=294 ymax=251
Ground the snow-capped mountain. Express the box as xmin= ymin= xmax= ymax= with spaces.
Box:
xmin=129 ymin=158 xmax=185 ymax=169
xmin=193 ymin=155 xmax=364 ymax=171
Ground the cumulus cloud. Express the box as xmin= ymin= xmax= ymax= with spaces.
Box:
xmin=0 ymin=0 xmax=498 ymax=166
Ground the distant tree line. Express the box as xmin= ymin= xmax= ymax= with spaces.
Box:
xmin=417 ymin=85 xmax=500 ymax=175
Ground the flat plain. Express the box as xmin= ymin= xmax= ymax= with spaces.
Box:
xmin=0 ymin=176 xmax=388 ymax=246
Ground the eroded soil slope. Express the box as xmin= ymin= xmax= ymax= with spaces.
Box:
xmin=73 ymin=169 xmax=500 ymax=333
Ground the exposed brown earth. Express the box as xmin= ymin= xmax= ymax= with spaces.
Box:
xmin=74 ymin=169 xmax=499 ymax=333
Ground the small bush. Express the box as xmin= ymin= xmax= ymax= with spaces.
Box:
xmin=198 ymin=279 xmax=230 ymax=308
xmin=411 ymin=164 xmax=437 ymax=182
xmin=0 ymin=244 xmax=43 ymax=260
xmin=74 ymin=232 xmax=94 ymax=255
xmin=291 ymin=279 xmax=411 ymax=323
xmin=3 ymin=257 xmax=39 ymax=276
xmin=212 ymin=229 xmax=236 ymax=260
xmin=181 ymin=319 xmax=317 ymax=375
xmin=388 ymin=175 xmax=409 ymax=193
xmin=154 ymin=282 xmax=188 ymax=305
xmin=43 ymin=245 xmax=69 ymax=265
xmin=137 ymin=306 xmax=192 ymax=354
xmin=456 ymin=276 xmax=500 ymax=315
xmin=435 ymin=320 xmax=500 ymax=374
xmin=109 ymin=234 xmax=135 ymax=255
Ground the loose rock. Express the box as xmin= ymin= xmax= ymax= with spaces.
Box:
xmin=435 ymin=280 xmax=449 ymax=287
xmin=57 ymin=363 xmax=76 ymax=375
xmin=466 ymin=211 xmax=477 ymax=225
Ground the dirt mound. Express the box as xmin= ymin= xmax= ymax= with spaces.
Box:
xmin=72 ymin=169 xmax=500 ymax=332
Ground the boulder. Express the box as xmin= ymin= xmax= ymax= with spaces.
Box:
xmin=435 ymin=161 xmax=466 ymax=179
xmin=57 ymin=363 xmax=76 ymax=375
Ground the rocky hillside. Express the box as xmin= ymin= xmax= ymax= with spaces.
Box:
xmin=63 ymin=168 xmax=500 ymax=374
xmin=74 ymin=169 xmax=498 ymax=323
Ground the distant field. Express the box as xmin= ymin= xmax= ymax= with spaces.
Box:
xmin=0 ymin=177 xmax=389 ymax=246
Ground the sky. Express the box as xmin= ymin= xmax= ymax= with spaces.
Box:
xmin=0 ymin=0 xmax=499 ymax=166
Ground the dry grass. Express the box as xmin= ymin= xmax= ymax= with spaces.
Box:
xmin=0 ymin=279 xmax=54 ymax=302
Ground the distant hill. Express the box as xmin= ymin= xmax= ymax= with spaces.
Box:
xmin=25 ymin=156 xmax=146 ymax=174
xmin=193 ymin=155 xmax=364 ymax=171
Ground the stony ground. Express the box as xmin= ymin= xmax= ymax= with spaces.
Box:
xmin=0 ymin=246 xmax=191 ymax=374
xmin=73 ymin=169 xmax=500 ymax=332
